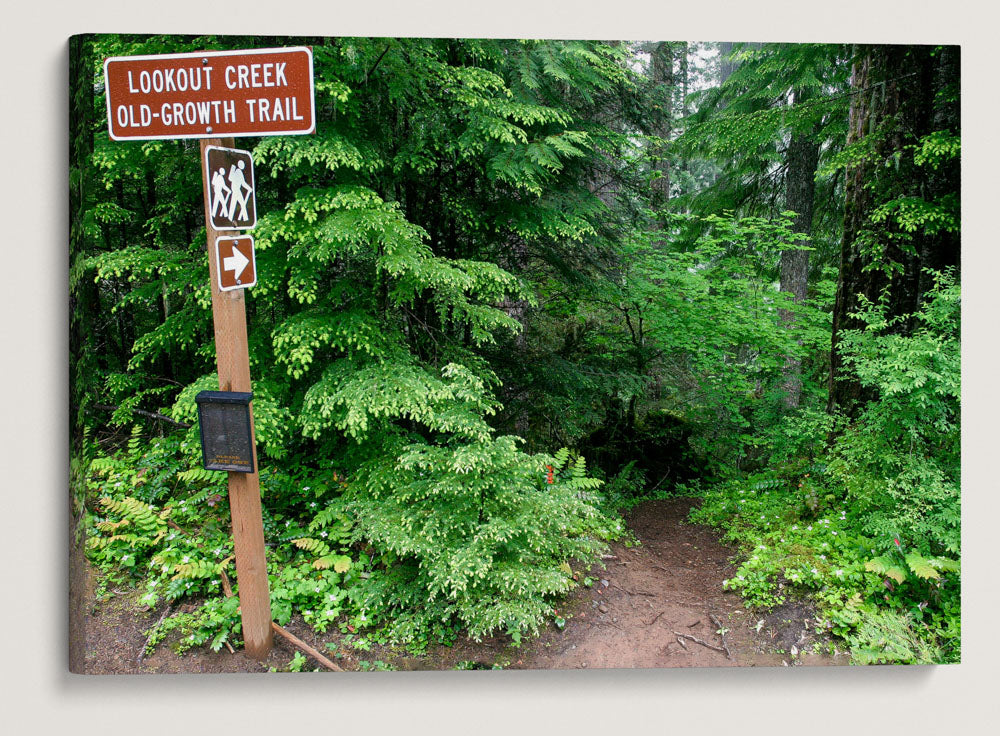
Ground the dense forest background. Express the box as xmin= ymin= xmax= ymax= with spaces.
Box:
xmin=70 ymin=35 xmax=960 ymax=664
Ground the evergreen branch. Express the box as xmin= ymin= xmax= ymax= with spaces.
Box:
xmin=91 ymin=403 xmax=191 ymax=429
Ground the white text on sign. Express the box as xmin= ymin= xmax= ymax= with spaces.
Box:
xmin=104 ymin=48 xmax=315 ymax=141
xmin=124 ymin=62 xmax=292 ymax=94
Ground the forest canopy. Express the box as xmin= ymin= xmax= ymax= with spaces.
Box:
xmin=70 ymin=36 xmax=960 ymax=666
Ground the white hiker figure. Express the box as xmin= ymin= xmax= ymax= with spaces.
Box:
xmin=211 ymin=166 xmax=230 ymax=219
xmin=227 ymin=160 xmax=253 ymax=222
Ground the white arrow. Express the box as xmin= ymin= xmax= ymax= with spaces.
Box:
xmin=223 ymin=245 xmax=250 ymax=281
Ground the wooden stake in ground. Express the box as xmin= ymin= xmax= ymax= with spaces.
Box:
xmin=199 ymin=137 xmax=273 ymax=660
xmin=271 ymin=622 xmax=344 ymax=672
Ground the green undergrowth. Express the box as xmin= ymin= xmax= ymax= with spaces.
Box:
xmin=690 ymin=469 xmax=959 ymax=664
xmin=689 ymin=274 xmax=960 ymax=664
xmin=80 ymin=429 xmax=622 ymax=660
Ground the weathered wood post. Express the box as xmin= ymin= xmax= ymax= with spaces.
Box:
xmin=199 ymin=136 xmax=273 ymax=659
xmin=102 ymin=46 xmax=316 ymax=660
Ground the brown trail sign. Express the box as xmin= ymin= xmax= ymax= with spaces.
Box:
xmin=104 ymin=47 xmax=314 ymax=141
xmin=104 ymin=46 xmax=316 ymax=660
xmin=206 ymin=146 xmax=257 ymax=231
xmin=215 ymin=236 xmax=257 ymax=291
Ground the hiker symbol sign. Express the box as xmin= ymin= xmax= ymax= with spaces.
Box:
xmin=206 ymin=145 xmax=256 ymax=230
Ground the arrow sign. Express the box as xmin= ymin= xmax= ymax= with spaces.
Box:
xmin=215 ymin=236 xmax=257 ymax=291
xmin=224 ymin=247 xmax=250 ymax=280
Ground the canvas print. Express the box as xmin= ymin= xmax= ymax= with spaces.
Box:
xmin=69 ymin=34 xmax=960 ymax=673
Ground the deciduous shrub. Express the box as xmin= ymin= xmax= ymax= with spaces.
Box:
xmin=691 ymin=272 xmax=960 ymax=663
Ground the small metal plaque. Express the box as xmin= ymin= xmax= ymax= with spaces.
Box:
xmin=195 ymin=391 xmax=254 ymax=473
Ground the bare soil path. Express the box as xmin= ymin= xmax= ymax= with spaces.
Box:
xmin=508 ymin=498 xmax=841 ymax=670
xmin=71 ymin=498 xmax=845 ymax=673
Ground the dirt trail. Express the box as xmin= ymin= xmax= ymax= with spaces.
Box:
xmin=509 ymin=498 xmax=835 ymax=669
xmin=72 ymin=497 xmax=843 ymax=673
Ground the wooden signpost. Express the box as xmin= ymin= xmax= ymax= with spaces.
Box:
xmin=104 ymin=47 xmax=315 ymax=660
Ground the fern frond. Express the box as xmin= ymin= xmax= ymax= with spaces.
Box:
xmin=291 ymin=537 xmax=331 ymax=556
xmin=88 ymin=533 xmax=144 ymax=549
xmin=171 ymin=560 xmax=219 ymax=580
xmin=178 ymin=467 xmax=216 ymax=484
xmin=89 ymin=457 xmax=118 ymax=476
xmin=928 ymin=556 xmax=960 ymax=574
xmin=99 ymin=496 xmax=165 ymax=534
xmin=313 ymin=554 xmax=352 ymax=573
xmin=127 ymin=425 xmax=143 ymax=457
xmin=905 ymin=552 xmax=941 ymax=580
xmin=96 ymin=519 xmax=130 ymax=533
xmin=865 ymin=555 xmax=907 ymax=583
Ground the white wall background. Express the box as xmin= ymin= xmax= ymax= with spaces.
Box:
xmin=3 ymin=2 xmax=996 ymax=733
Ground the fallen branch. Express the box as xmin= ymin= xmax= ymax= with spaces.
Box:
xmin=610 ymin=582 xmax=656 ymax=597
xmin=710 ymin=614 xmax=733 ymax=659
xmin=138 ymin=603 xmax=174 ymax=665
xmin=365 ymin=43 xmax=392 ymax=81
xmin=91 ymin=403 xmax=192 ymax=428
xmin=647 ymin=470 xmax=672 ymax=493
xmin=270 ymin=622 xmax=344 ymax=672
xmin=673 ymin=631 xmax=728 ymax=656
xmin=590 ymin=620 xmax=625 ymax=632
xmin=645 ymin=610 xmax=666 ymax=627
xmin=220 ymin=568 xmax=233 ymax=599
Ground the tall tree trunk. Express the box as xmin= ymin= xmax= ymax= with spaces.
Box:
xmin=680 ymin=41 xmax=689 ymax=116
xmin=827 ymin=44 xmax=960 ymax=415
xmin=778 ymin=88 xmax=820 ymax=409
xmin=650 ymin=42 xmax=674 ymax=208
xmin=828 ymin=46 xmax=898 ymax=414
xmin=718 ymin=42 xmax=737 ymax=84
xmin=718 ymin=41 xmax=762 ymax=85
xmin=70 ymin=35 xmax=96 ymax=433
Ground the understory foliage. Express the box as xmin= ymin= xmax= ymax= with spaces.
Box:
xmin=350 ymin=444 xmax=619 ymax=641
xmin=82 ymin=427 xmax=618 ymax=651
xmin=72 ymin=36 xmax=960 ymax=665
xmin=691 ymin=272 xmax=960 ymax=663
